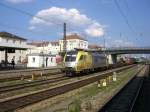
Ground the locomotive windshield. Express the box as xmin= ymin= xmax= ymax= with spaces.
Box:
xmin=65 ymin=51 xmax=77 ymax=62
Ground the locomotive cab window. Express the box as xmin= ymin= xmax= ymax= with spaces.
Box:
xmin=65 ymin=55 xmax=76 ymax=62
xmin=65 ymin=51 xmax=77 ymax=62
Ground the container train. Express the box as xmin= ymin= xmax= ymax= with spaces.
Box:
xmin=63 ymin=49 xmax=108 ymax=76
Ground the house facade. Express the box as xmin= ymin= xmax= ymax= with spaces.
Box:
xmin=47 ymin=42 xmax=60 ymax=54
xmin=27 ymin=41 xmax=60 ymax=55
xmin=28 ymin=34 xmax=88 ymax=55
xmin=59 ymin=34 xmax=88 ymax=51
xmin=27 ymin=42 xmax=49 ymax=54
xmin=27 ymin=53 xmax=57 ymax=68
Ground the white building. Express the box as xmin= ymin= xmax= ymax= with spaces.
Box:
xmin=27 ymin=53 xmax=57 ymax=68
xmin=59 ymin=34 xmax=88 ymax=51
xmin=27 ymin=34 xmax=88 ymax=55
xmin=27 ymin=41 xmax=60 ymax=55
xmin=0 ymin=32 xmax=28 ymax=64
xmin=48 ymin=42 xmax=60 ymax=54
xmin=27 ymin=42 xmax=49 ymax=54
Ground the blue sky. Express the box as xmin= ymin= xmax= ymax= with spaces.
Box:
xmin=0 ymin=0 xmax=150 ymax=47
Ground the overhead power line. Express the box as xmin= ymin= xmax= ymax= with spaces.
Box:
xmin=0 ymin=2 xmax=62 ymax=26
xmin=0 ymin=23 xmax=53 ymax=38
xmin=0 ymin=2 xmax=77 ymax=35
xmin=113 ymin=0 xmax=136 ymax=35
xmin=123 ymin=0 xmax=142 ymax=38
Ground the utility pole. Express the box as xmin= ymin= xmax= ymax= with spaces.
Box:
xmin=63 ymin=23 xmax=66 ymax=53
xmin=103 ymin=34 xmax=106 ymax=50
xmin=42 ymin=41 xmax=44 ymax=67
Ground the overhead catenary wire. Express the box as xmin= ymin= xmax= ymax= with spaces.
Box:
xmin=0 ymin=2 xmax=77 ymax=36
xmin=0 ymin=2 xmax=63 ymax=26
xmin=0 ymin=22 xmax=54 ymax=37
xmin=0 ymin=23 xmax=56 ymax=43
xmin=113 ymin=0 xmax=137 ymax=35
xmin=123 ymin=0 xmax=138 ymax=31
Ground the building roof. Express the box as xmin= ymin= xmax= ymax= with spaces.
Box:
xmin=50 ymin=41 xmax=59 ymax=46
xmin=27 ymin=53 xmax=55 ymax=57
xmin=88 ymin=44 xmax=102 ymax=49
xmin=61 ymin=33 xmax=87 ymax=41
xmin=27 ymin=41 xmax=49 ymax=47
xmin=0 ymin=31 xmax=27 ymax=41
xmin=28 ymin=41 xmax=60 ymax=47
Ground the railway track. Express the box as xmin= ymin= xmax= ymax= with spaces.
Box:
xmin=0 ymin=65 xmax=135 ymax=112
xmin=0 ymin=64 xmax=131 ymax=95
xmin=0 ymin=74 xmax=68 ymax=94
xmin=99 ymin=65 xmax=148 ymax=112
xmin=0 ymin=67 xmax=62 ymax=82
xmin=0 ymin=63 xmax=128 ymax=82
xmin=131 ymin=65 xmax=150 ymax=112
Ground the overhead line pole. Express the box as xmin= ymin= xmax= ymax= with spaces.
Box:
xmin=63 ymin=23 xmax=67 ymax=53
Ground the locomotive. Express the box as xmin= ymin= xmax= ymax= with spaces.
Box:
xmin=63 ymin=49 xmax=108 ymax=76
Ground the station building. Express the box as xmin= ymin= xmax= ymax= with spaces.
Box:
xmin=0 ymin=32 xmax=28 ymax=64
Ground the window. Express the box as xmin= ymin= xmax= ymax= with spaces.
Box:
xmin=65 ymin=51 xmax=77 ymax=62
xmin=79 ymin=55 xmax=84 ymax=60
xmin=13 ymin=40 xmax=16 ymax=43
xmin=18 ymin=56 xmax=21 ymax=63
xmin=65 ymin=56 xmax=76 ymax=62
xmin=19 ymin=56 xmax=21 ymax=60
xmin=32 ymin=57 xmax=35 ymax=63
xmin=6 ymin=39 xmax=9 ymax=43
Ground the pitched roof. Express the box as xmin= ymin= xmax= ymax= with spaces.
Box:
xmin=27 ymin=41 xmax=60 ymax=47
xmin=27 ymin=41 xmax=49 ymax=47
xmin=61 ymin=34 xmax=87 ymax=41
xmin=0 ymin=31 xmax=27 ymax=41
xmin=50 ymin=41 xmax=59 ymax=46
xmin=88 ymin=44 xmax=102 ymax=49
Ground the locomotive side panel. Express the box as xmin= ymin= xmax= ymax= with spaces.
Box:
xmin=91 ymin=53 xmax=107 ymax=69
xmin=76 ymin=51 xmax=92 ymax=72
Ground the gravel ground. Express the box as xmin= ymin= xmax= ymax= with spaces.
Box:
xmin=15 ymin=65 xmax=141 ymax=112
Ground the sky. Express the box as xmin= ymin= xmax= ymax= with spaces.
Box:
xmin=0 ymin=0 xmax=150 ymax=47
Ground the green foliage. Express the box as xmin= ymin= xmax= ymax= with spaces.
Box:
xmin=59 ymin=51 xmax=66 ymax=58
xmin=68 ymin=99 xmax=81 ymax=112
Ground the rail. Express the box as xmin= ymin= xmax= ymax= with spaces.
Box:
xmin=129 ymin=65 xmax=149 ymax=112
xmin=0 ymin=65 xmax=135 ymax=112
xmin=99 ymin=65 xmax=147 ymax=112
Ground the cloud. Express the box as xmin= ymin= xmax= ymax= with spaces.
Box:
xmin=29 ymin=7 xmax=105 ymax=37
xmin=6 ymin=0 xmax=34 ymax=4
xmin=85 ymin=22 xmax=104 ymax=37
